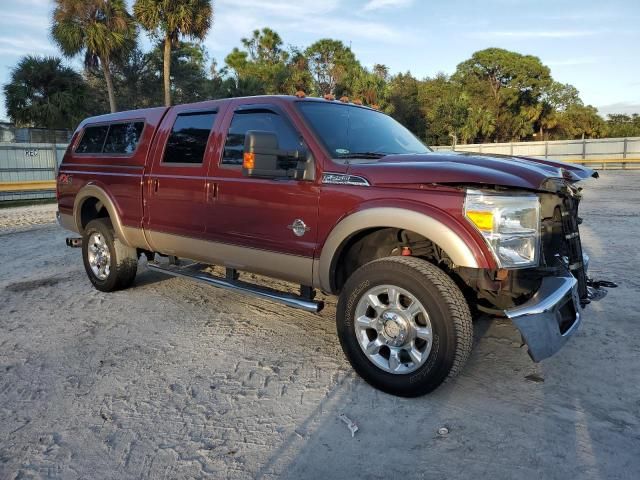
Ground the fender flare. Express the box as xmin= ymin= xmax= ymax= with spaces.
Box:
xmin=315 ymin=207 xmax=492 ymax=293
xmin=73 ymin=184 xmax=137 ymax=247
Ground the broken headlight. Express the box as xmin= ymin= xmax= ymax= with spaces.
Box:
xmin=464 ymin=189 xmax=540 ymax=268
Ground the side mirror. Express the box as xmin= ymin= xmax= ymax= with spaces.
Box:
xmin=242 ymin=130 xmax=307 ymax=179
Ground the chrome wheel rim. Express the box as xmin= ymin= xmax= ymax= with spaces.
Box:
xmin=87 ymin=232 xmax=111 ymax=280
xmin=354 ymin=284 xmax=433 ymax=374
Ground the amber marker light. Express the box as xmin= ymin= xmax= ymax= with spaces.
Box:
xmin=465 ymin=188 xmax=541 ymax=268
xmin=243 ymin=152 xmax=255 ymax=169
xmin=465 ymin=210 xmax=494 ymax=231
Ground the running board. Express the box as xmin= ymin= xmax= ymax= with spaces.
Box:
xmin=147 ymin=262 xmax=324 ymax=313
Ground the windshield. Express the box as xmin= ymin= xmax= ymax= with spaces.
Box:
xmin=297 ymin=101 xmax=430 ymax=160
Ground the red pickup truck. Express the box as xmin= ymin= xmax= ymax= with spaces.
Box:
xmin=56 ymin=94 xmax=613 ymax=397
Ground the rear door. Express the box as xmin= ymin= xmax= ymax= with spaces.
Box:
xmin=143 ymin=106 xmax=220 ymax=245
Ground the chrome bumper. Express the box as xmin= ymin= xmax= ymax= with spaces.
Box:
xmin=505 ymin=275 xmax=582 ymax=362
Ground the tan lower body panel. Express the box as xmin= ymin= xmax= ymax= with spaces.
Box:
xmin=147 ymin=230 xmax=314 ymax=286
xmin=57 ymin=212 xmax=79 ymax=233
xmin=123 ymin=226 xmax=151 ymax=250
xmin=60 ymin=210 xmax=151 ymax=250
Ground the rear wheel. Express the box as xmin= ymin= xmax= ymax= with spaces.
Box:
xmin=336 ymin=256 xmax=473 ymax=397
xmin=82 ymin=218 xmax=138 ymax=292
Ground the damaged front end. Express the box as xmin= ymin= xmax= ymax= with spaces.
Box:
xmin=459 ymin=173 xmax=616 ymax=362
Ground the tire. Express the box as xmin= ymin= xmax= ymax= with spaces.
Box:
xmin=336 ymin=256 xmax=473 ymax=397
xmin=82 ymin=218 xmax=138 ymax=292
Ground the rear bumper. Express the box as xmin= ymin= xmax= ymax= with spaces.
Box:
xmin=505 ymin=275 xmax=581 ymax=362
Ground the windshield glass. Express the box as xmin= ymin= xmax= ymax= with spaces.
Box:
xmin=297 ymin=101 xmax=430 ymax=160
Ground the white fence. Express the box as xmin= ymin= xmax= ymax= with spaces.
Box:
xmin=432 ymin=137 xmax=640 ymax=167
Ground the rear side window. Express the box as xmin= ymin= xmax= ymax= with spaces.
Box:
xmin=76 ymin=125 xmax=109 ymax=154
xmin=76 ymin=121 xmax=144 ymax=155
xmin=163 ymin=111 xmax=217 ymax=164
xmin=103 ymin=122 xmax=144 ymax=154
xmin=222 ymin=110 xmax=301 ymax=165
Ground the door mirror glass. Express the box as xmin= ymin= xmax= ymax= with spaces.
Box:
xmin=242 ymin=130 xmax=302 ymax=179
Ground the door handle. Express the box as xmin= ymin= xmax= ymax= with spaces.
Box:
xmin=206 ymin=181 xmax=218 ymax=202
xmin=152 ymin=178 xmax=159 ymax=193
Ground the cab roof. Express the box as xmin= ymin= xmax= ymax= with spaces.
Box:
xmin=77 ymin=94 xmax=379 ymax=128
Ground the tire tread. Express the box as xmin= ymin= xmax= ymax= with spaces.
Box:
xmin=337 ymin=256 xmax=473 ymax=396
xmin=83 ymin=218 xmax=137 ymax=292
xmin=369 ymin=256 xmax=473 ymax=382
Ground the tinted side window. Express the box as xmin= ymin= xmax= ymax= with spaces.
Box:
xmin=103 ymin=122 xmax=144 ymax=154
xmin=222 ymin=110 xmax=301 ymax=165
xmin=76 ymin=125 xmax=109 ymax=154
xmin=163 ymin=112 xmax=216 ymax=164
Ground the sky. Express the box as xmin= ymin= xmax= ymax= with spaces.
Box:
xmin=0 ymin=0 xmax=639 ymax=121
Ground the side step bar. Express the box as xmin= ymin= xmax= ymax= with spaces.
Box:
xmin=147 ymin=262 xmax=324 ymax=313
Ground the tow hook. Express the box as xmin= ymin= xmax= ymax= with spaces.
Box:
xmin=585 ymin=277 xmax=618 ymax=303
xmin=66 ymin=237 xmax=82 ymax=248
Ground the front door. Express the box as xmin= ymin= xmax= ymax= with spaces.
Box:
xmin=143 ymin=106 xmax=220 ymax=250
xmin=204 ymin=101 xmax=320 ymax=282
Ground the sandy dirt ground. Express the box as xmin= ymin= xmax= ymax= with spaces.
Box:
xmin=0 ymin=203 xmax=57 ymax=234
xmin=1 ymin=171 xmax=639 ymax=479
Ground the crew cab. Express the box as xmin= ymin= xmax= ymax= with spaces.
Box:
xmin=56 ymin=94 xmax=613 ymax=397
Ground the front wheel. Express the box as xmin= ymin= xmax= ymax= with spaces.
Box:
xmin=82 ymin=218 xmax=138 ymax=292
xmin=336 ymin=256 xmax=473 ymax=397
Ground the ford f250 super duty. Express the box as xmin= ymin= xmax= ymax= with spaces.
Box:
xmin=56 ymin=94 xmax=615 ymax=397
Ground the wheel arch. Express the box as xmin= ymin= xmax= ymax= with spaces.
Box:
xmin=73 ymin=184 xmax=134 ymax=247
xmin=315 ymin=207 xmax=494 ymax=294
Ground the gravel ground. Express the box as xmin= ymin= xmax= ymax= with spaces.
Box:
xmin=1 ymin=171 xmax=639 ymax=479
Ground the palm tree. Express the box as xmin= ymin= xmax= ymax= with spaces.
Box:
xmin=3 ymin=56 xmax=88 ymax=129
xmin=134 ymin=0 xmax=212 ymax=106
xmin=462 ymin=106 xmax=496 ymax=143
xmin=51 ymin=0 xmax=136 ymax=113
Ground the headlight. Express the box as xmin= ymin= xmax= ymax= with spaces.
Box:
xmin=464 ymin=189 xmax=540 ymax=268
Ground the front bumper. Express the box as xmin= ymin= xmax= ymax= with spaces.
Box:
xmin=505 ymin=275 xmax=582 ymax=362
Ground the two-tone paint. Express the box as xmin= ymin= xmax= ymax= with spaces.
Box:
xmin=57 ymin=95 xmax=593 ymax=294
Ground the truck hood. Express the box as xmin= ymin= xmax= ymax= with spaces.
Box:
xmin=345 ymin=151 xmax=597 ymax=191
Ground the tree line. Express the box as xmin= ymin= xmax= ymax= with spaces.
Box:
xmin=3 ymin=0 xmax=639 ymax=144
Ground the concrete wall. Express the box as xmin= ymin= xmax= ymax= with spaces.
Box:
xmin=2 ymin=136 xmax=640 ymax=202
xmin=432 ymin=137 xmax=640 ymax=161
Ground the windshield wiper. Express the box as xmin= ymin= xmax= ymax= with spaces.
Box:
xmin=336 ymin=152 xmax=388 ymax=159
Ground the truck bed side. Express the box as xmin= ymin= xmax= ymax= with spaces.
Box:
xmin=57 ymin=107 xmax=169 ymax=247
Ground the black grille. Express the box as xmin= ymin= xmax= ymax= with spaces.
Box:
xmin=560 ymin=195 xmax=588 ymax=299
